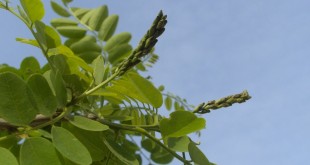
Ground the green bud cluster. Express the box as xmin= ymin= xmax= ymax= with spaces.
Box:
xmin=116 ymin=10 xmax=167 ymax=75
xmin=193 ymin=90 xmax=251 ymax=114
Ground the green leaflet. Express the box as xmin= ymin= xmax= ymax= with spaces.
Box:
xmin=50 ymin=70 xmax=68 ymax=108
xmin=141 ymin=138 xmax=156 ymax=153
xmin=108 ymin=43 xmax=132 ymax=64
xmin=56 ymin=26 xmax=86 ymax=38
xmin=27 ymin=74 xmax=58 ymax=116
xmin=72 ymin=7 xmax=91 ymax=19
xmin=150 ymin=146 xmax=174 ymax=164
xmin=98 ymin=15 xmax=119 ymax=41
xmin=188 ymin=142 xmax=212 ymax=165
xmin=102 ymin=137 xmax=139 ymax=165
xmin=20 ymin=0 xmax=44 ymax=22
xmin=0 ymin=64 xmax=21 ymax=76
xmin=69 ymin=116 xmax=109 ymax=131
xmin=141 ymin=138 xmax=173 ymax=164
xmin=48 ymin=45 xmax=93 ymax=73
xmin=20 ymin=137 xmax=62 ymax=165
xmin=62 ymin=122 xmax=108 ymax=161
xmin=159 ymin=111 xmax=206 ymax=138
xmin=0 ymin=147 xmax=18 ymax=165
xmin=51 ymin=1 xmax=70 ymax=17
xmin=88 ymin=5 xmax=109 ymax=31
xmin=51 ymin=126 xmax=92 ymax=165
xmin=51 ymin=18 xmax=78 ymax=28
xmin=69 ymin=35 xmax=102 ymax=54
xmin=107 ymin=72 xmax=163 ymax=108
xmin=19 ymin=56 xmax=41 ymax=79
xmin=104 ymin=32 xmax=132 ymax=52
xmin=44 ymin=25 xmax=62 ymax=48
xmin=164 ymin=96 xmax=172 ymax=110
xmin=0 ymin=72 xmax=38 ymax=125
xmin=80 ymin=9 xmax=96 ymax=25
xmin=167 ymin=136 xmax=190 ymax=152
xmin=34 ymin=21 xmax=62 ymax=49
xmin=92 ymin=55 xmax=105 ymax=85
xmin=16 ymin=38 xmax=39 ymax=48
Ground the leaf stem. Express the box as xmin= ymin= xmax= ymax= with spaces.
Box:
xmin=3 ymin=3 xmax=56 ymax=72
xmin=32 ymin=108 xmax=69 ymax=130
xmin=75 ymin=72 xmax=118 ymax=101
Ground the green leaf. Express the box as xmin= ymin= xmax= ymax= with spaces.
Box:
xmin=56 ymin=26 xmax=86 ymax=38
xmin=72 ymin=7 xmax=91 ymax=19
xmin=33 ymin=21 xmax=61 ymax=49
xmin=0 ymin=72 xmax=38 ymax=125
xmin=0 ymin=147 xmax=18 ymax=165
xmin=0 ymin=65 xmax=20 ymax=76
xmin=20 ymin=56 xmax=41 ymax=79
xmin=108 ymin=43 xmax=132 ymax=64
xmin=150 ymin=147 xmax=174 ymax=164
xmin=167 ymin=136 xmax=190 ymax=152
xmin=27 ymin=74 xmax=58 ymax=116
xmin=98 ymin=15 xmax=118 ymax=41
xmin=52 ymin=126 xmax=92 ymax=165
xmin=16 ymin=38 xmax=39 ymax=48
xmin=20 ymin=137 xmax=62 ymax=165
xmin=80 ymin=9 xmax=96 ymax=25
xmin=69 ymin=35 xmax=102 ymax=54
xmin=141 ymin=138 xmax=156 ymax=152
xmin=188 ymin=142 xmax=211 ymax=165
xmin=164 ymin=96 xmax=172 ymax=110
xmin=50 ymin=70 xmax=67 ymax=108
xmin=61 ymin=0 xmax=73 ymax=5
xmin=48 ymin=45 xmax=94 ymax=73
xmin=102 ymin=137 xmax=139 ymax=165
xmin=92 ymin=55 xmax=105 ymax=85
xmin=69 ymin=116 xmax=109 ymax=131
xmin=159 ymin=111 xmax=206 ymax=138
xmin=20 ymin=0 xmax=44 ymax=22
xmin=88 ymin=5 xmax=108 ymax=31
xmin=104 ymin=32 xmax=131 ymax=52
xmin=51 ymin=1 xmax=70 ymax=17
xmin=108 ymin=72 xmax=163 ymax=108
xmin=62 ymin=122 xmax=108 ymax=161
xmin=44 ymin=25 xmax=62 ymax=48
xmin=51 ymin=18 xmax=78 ymax=28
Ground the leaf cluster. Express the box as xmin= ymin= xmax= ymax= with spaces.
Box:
xmin=0 ymin=0 xmax=251 ymax=165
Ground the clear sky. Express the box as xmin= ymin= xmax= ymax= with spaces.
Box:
xmin=1 ymin=0 xmax=310 ymax=165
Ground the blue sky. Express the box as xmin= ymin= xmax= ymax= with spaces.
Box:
xmin=1 ymin=0 xmax=310 ymax=164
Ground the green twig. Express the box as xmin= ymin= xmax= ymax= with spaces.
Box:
xmin=32 ymin=108 xmax=69 ymax=130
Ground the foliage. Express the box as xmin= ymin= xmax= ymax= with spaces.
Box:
xmin=0 ymin=0 xmax=251 ymax=165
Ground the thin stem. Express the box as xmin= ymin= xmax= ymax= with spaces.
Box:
xmin=75 ymin=72 xmax=118 ymax=101
xmin=32 ymin=108 xmax=69 ymax=130
xmin=100 ymin=120 xmax=191 ymax=164
xmin=4 ymin=4 xmax=56 ymax=72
